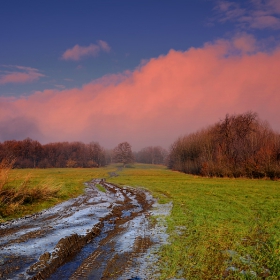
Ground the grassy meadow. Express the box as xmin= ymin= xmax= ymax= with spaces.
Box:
xmin=1 ymin=163 xmax=279 ymax=279
xmin=0 ymin=166 xmax=115 ymax=220
xmin=109 ymin=164 xmax=280 ymax=279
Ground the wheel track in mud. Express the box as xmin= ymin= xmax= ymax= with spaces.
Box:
xmin=0 ymin=179 xmax=166 ymax=280
xmin=48 ymin=182 xmax=154 ymax=280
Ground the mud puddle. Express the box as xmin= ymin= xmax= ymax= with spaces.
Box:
xmin=0 ymin=179 xmax=172 ymax=279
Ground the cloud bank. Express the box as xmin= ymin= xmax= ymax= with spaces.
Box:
xmin=0 ymin=65 xmax=45 ymax=84
xmin=61 ymin=40 xmax=111 ymax=61
xmin=1 ymin=34 xmax=280 ymax=150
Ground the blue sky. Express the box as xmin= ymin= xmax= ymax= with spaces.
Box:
xmin=0 ymin=0 xmax=280 ymax=148
xmin=2 ymin=0 xmax=278 ymax=96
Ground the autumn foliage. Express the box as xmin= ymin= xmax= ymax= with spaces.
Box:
xmin=113 ymin=142 xmax=134 ymax=167
xmin=168 ymin=112 xmax=280 ymax=179
xmin=0 ymin=139 xmax=107 ymax=168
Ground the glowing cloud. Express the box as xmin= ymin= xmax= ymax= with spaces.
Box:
xmin=61 ymin=40 xmax=111 ymax=61
xmin=0 ymin=65 xmax=45 ymax=84
xmin=1 ymin=34 xmax=280 ymax=149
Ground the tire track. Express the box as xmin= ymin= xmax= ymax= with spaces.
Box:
xmin=0 ymin=179 xmax=171 ymax=280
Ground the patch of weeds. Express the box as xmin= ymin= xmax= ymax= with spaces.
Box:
xmin=0 ymin=160 xmax=61 ymax=220
xmin=2 ymin=164 xmax=114 ymax=221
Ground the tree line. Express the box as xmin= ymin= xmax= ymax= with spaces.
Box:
xmin=168 ymin=112 xmax=280 ymax=179
xmin=0 ymin=139 xmax=168 ymax=168
xmin=0 ymin=139 xmax=107 ymax=168
xmin=2 ymin=111 xmax=278 ymax=179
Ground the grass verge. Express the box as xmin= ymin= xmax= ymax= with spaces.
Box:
xmin=0 ymin=164 xmax=115 ymax=221
xmin=108 ymin=164 xmax=280 ymax=279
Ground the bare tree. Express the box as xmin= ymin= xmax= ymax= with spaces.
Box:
xmin=113 ymin=142 xmax=134 ymax=167
xmin=88 ymin=142 xmax=106 ymax=167
xmin=135 ymin=146 xmax=168 ymax=164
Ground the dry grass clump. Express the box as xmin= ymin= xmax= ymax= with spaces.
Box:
xmin=0 ymin=159 xmax=61 ymax=219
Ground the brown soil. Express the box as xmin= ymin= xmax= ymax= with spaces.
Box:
xmin=0 ymin=179 xmax=164 ymax=280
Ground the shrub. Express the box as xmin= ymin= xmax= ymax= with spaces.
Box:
xmin=0 ymin=159 xmax=60 ymax=219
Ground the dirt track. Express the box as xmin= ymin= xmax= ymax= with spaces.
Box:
xmin=0 ymin=179 xmax=171 ymax=279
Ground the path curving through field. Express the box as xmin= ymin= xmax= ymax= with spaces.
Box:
xmin=0 ymin=179 xmax=172 ymax=280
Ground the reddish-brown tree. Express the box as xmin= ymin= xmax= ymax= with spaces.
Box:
xmin=113 ymin=142 xmax=134 ymax=167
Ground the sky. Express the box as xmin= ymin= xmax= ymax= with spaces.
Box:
xmin=0 ymin=0 xmax=280 ymax=150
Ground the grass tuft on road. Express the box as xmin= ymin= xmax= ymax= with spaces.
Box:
xmin=96 ymin=183 xmax=106 ymax=192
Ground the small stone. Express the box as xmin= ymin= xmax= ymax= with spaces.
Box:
xmin=224 ymin=249 xmax=238 ymax=257
xmin=226 ymin=266 xmax=238 ymax=272
xmin=261 ymin=268 xmax=271 ymax=277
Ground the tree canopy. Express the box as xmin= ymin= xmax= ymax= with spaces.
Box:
xmin=168 ymin=112 xmax=280 ymax=179
xmin=113 ymin=142 xmax=134 ymax=167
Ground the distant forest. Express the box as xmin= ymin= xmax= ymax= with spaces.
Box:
xmin=1 ymin=112 xmax=280 ymax=179
xmin=0 ymin=139 xmax=168 ymax=168
xmin=168 ymin=112 xmax=280 ymax=179
xmin=0 ymin=140 xmax=106 ymax=168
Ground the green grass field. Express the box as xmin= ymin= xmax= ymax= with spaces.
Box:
xmin=3 ymin=164 xmax=280 ymax=279
xmin=108 ymin=164 xmax=280 ymax=279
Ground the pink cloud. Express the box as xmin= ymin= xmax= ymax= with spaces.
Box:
xmin=232 ymin=33 xmax=256 ymax=53
xmin=0 ymin=65 xmax=45 ymax=84
xmin=97 ymin=40 xmax=111 ymax=52
xmin=215 ymin=0 xmax=280 ymax=29
xmin=1 ymin=35 xmax=280 ymax=150
xmin=268 ymin=0 xmax=280 ymax=13
xmin=253 ymin=0 xmax=280 ymax=13
xmin=250 ymin=15 xmax=280 ymax=29
xmin=61 ymin=40 xmax=111 ymax=61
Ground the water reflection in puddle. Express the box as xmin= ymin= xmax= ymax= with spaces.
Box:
xmin=0 ymin=180 xmax=172 ymax=280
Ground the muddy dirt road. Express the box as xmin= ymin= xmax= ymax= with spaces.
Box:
xmin=0 ymin=179 xmax=171 ymax=279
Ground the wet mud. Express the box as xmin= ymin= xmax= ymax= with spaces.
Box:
xmin=0 ymin=179 xmax=171 ymax=279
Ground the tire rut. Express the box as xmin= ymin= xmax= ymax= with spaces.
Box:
xmin=0 ymin=179 xmax=170 ymax=280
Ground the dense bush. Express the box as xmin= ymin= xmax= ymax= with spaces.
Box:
xmin=168 ymin=112 xmax=280 ymax=178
